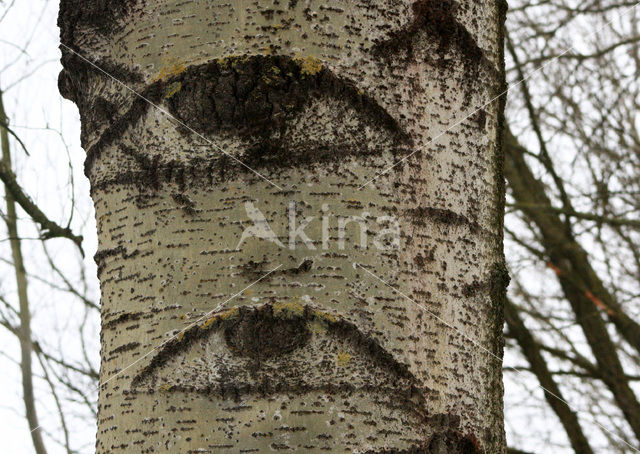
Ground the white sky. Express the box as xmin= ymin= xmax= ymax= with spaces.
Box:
xmin=0 ymin=1 xmax=99 ymax=453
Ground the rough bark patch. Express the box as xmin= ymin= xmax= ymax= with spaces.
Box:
xmin=131 ymin=303 xmax=420 ymax=397
xmin=58 ymin=0 xmax=136 ymax=45
xmin=224 ymin=306 xmax=312 ymax=359
xmin=165 ymin=55 xmax=411 ymax=166
xmin=373 ymin=0 xmax=484 ymax=70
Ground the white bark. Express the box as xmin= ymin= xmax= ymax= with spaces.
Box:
xmin=59 ymin=0 xmax=508 ymax=452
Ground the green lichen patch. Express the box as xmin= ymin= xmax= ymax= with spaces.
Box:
xmin=293 ymin=54 xmax=323 ymax=76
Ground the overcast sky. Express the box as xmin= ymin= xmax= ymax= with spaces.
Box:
xmin=1 ymin=1 xmax=99 ymax=453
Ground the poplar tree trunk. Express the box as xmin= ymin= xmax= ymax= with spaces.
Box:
xmin=59 ymin=1 xmax=507 ymax=452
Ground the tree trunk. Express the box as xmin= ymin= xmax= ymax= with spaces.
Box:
xmin=504 ymin=127 xmax=640 ymax=442
xmin=504 ymin=299 xmax=594 ymax=454
xmin=59 ymin=1 xmax=507 ymax=452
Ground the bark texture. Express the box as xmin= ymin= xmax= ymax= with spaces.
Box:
xmin=59 ymin=0 xmax=507 ymax=452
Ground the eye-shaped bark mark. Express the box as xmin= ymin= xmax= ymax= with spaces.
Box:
xmin=165 ymin=55 xmax=411 ymax=164
xmin=83 ymin=55 xmax=413 ymax=186
xmin=131 ymin=303 xmax=424 ymax=409
xmin=405 ymin=206 xmax=488 ymax=239
xmin=373 ymin=0 xmax=496 ymax=77
xmin=94 ymin=245 xmax=141 ymax=277
xmin=170 ymin=192 xmax=199 ymax=216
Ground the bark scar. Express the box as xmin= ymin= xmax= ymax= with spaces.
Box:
xmin=373 ymin=0 xmax=495 ymax=76
xmin=58 ymin=0 xmax=136 ymax=46
xmin=131 ymin=303 xmax=425 ymax=407
xmin=82 ymin=55 xmax=413 ymax=184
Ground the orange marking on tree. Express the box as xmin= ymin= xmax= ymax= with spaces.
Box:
xmin=547 ymin=262 xmax=563 ymax=276
xmin=585 ymin=290 xmax=614 ymax=316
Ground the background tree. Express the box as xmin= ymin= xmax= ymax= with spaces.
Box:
xmin=504 ymin=1 xmax=640 ymax=452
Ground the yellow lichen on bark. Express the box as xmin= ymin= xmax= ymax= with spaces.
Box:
xmin=336 ymin=352 xmax=351 ymax=367
xmin=294 ymin=54 xmax=323 ymax=76
xmin=151 ymin=57 xmax=187 ymax=82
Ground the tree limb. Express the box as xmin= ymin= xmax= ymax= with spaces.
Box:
xmin=0 ymin=88 xmax=83 ymax=254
